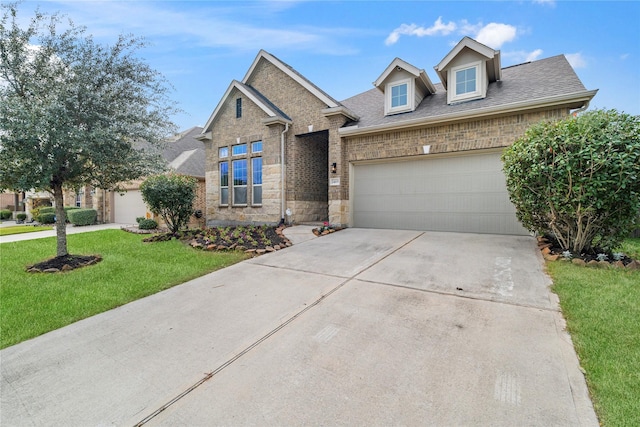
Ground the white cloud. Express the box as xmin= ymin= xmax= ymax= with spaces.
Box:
xmin=532 ymin=0 xmax=556 ymax=6
xmin=385 ymin=17 xmax=518 ymax=50
xmin=385 ymin=17 xmax=457 ymax=45
xmin=620 ymin=53 xmax=630 ymax=60
xmin=474 ymin=23 xmax=517 ymax=49
xmin=565 ymin=52 xmax=587 ymax=68
xmin=503 ymin=49 xmax=544 ymax=63
xmin=526 ymin=49 xmax=544 ymax=61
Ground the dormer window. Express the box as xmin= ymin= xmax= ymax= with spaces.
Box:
xmin=391 ymin=82 xmax=408 ymax=108
xmin=449 ymin=61 xmax=483 ymax=103
xmin=385 ymin=78 xmax=413 ymax=115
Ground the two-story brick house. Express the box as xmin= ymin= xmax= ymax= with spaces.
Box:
xmin=198 ymin=37 xmax=597 ymax=235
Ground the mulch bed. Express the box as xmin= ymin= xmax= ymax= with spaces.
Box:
xmin=538 ymin=235 xmax=639 ymax=269
xmin=27 ymin=254 xmax=102 ymax=273
xmin=142 ymin=225 xmax=291 ymax=254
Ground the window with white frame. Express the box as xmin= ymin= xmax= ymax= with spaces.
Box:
xmin=232 ymin=143 xmax=247 ymax=156
xmin=219 ymin=146 xmax=229 ymax=158
xmin=449 ymin=62 xmax=482 ymax=103
xmin=385 ymin=78 xmax=412 ymax=115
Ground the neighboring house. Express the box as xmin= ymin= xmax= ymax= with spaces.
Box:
xmin=198 ymin=36 xmax=597 ymax=235
xmin=63 ymin=126 xmax=206 ymax=226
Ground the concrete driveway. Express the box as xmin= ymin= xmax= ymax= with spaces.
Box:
xmin=0 ymin=228 xmax=597 ymax=426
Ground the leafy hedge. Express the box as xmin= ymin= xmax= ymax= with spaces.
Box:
xmin=38 ymin=213 xmax=56 ymax=224
xmin=138 ymin=218 xmax=158 ymax=230
xmin=32 ymin=206 xmax=80 ymax=223
xmin=67 ymin=209 xmax=97 ymax=226
xmin=502 ymin=109 xmax=640 ymax=253
xmin=0 ymin=209 xmax=11 ymax=220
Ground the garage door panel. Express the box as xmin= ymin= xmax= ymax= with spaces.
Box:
xmin=113 ymin=190 xmax=150 ymax=225
xmin=352 ymin=153 xmax=528 ymax=235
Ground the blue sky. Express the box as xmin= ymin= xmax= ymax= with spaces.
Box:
xmin=14 ymin=0 xmax=640 ymax=131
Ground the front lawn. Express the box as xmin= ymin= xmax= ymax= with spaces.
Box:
xmin=550 ymin=238 xmax=640 ymax=427
xmin=0 ymin=229 xmax=248 ymax=349
xmin=0 ymin=225 xmax=52 ymax=236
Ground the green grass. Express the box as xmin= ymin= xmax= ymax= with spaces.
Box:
xmin=0 ymin=225 xmax=53 ymax=236
xmin=549 ymin=239 xmax=640 ymax=427
xmin=0 ymin=229 xmax=248 ymax=348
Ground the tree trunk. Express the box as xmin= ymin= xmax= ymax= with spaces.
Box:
xmin=52 ymin=185 xmax=68 ymax=257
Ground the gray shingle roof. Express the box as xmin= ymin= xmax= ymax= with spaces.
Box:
xmin=341 ymin=55 xmax=592 ymax=130
xmin=163 ymin=126 xmax=205 ymax=178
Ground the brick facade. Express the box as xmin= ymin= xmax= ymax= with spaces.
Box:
xmin=204 ymin=58 xmax=351 ymax=226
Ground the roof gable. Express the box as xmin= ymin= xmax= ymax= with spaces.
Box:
xmin=373 ymin=58 xmax=436 ymax=94
xmin=202 ymin=80 xmax=291 ymax=132
xmin=434 ymin=36 xmax=502 ymax=89
xmin=243 ymin=50 xmax=340 ymax=109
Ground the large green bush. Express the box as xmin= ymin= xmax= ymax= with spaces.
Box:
xmin=67 ymin=209 xmax=97 ymax=226
xmin=502 ymin=109 xmax=640 ymax=253
xmin=0 ymin=209 xmax=11 ymax=220
xmin=140 ymin=173 xmax=197 ymax=233
xmin=138 ymin=218 xmax=158 ymax=230
xmin=38 ymin=212 xmax=56 ymax=224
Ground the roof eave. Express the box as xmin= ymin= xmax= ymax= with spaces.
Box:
xmin=322 ymin=106 xmax=359 ymax=121
xmin=338 ymin=89 xmax=598 ymax=137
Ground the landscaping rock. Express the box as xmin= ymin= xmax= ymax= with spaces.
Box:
xmin=571 ymin=258 xmax=586 ymax=267
xmin=265 ymin=246 xmax=275 ymax=252
xmin=274 ymin=245 xmax=281 ymax=250
xmin=597 ymin=260 xmax=611 ymax=269
xmin=614 ymin=260 xmax=625 ymax=268
xmin=626 ymin=260 xmax=640 ymax=270
xmin=587 ymin=260 xmax=599 ymax=267
xmin=43 ymin=268 xmax=59 ymax=273
xmin=544 ymin=254 xmax=559 ymax=261
xmin=256 ymin=249 xmax=266 ymax=255
xmin=61 ymin=264 xmax=73 ymax=272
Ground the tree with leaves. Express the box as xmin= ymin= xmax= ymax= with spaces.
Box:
xmin=502 ymin=109 xmax=640 ymax=254
xmin=0 ymin=3 xmax=176 ymax=259
xmin=140 ymin=173 xmax=197 ymax=233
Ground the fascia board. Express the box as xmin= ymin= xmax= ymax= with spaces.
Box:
xmin=373 ymin=58 xmax=420 ymax=88
xmin=338 ymin=89 xmax=598 ymax=137
xmin=243 ymin=50 xmax=339 ymax=108
xmin=435 ymin=37 xmax=495 ymax=72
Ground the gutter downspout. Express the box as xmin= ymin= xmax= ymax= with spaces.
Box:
xmin=280 ymin=122 xmax=289 ymax=224
xmin=571 ymin=100 xmax=590 ymax=116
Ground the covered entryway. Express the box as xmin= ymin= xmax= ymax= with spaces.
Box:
xmin=351 ymin=150 xmax=528 ymax=235
xmin=113 ymin=190 xmax=150 ymax=224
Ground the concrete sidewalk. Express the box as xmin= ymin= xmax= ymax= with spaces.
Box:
xmin=0 ymin=228 xmax=598 ymax=426
xmin=0 ymin=222 xmax=126 ymax=243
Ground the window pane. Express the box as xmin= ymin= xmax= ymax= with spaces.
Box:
xmin=234 ymin=186 xmax=247 ymax=204
xmin=219 ymin=147 xmax=228 ymax=158
xmin=391 ymin=83 xmax=408 ymax=108
xmin=251 ymin=141 xmax=263 ymax=153
xmin=455 ymin=67 xmax=476 ymax=95
xmin=252 ymin=157 xmax=262 ymax=185
xmin=220 ymin=162 xmax=228 ymax=186
xmin=253 ymin=185 xmax=262 ymax=205
xmin=233 ymin=159 xmax=247 ymax=185
xmin=220 ymin=188 xmax=229 ymax=205
xmin=236 ymin=98 xmax=242 ymax=118
xmin=232 ymin=144 xmax=247 ymax=156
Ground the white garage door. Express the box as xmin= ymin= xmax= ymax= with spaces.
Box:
xmin=113 ymin=190 xmax=150 ymax=225
xmin=352 ymin=151 xmax=528 ymax=235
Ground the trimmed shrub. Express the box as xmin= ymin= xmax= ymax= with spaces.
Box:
xmin=136 ymin=216 xmax=145 ymax=224
xmin=138 ymin=218 xmax=158 ymax=230
xmin=16 ymin=213 xmax=27 ymax=221
xmin=140 ymin=173 xmax=197 ymax=233
xmin=0 ymin=209 xmax=11 ymax=220
xmin=38 ymin=212 xmax=56 ymax=224
xmin=67 ymin=208 xmax=97 ymax=226
xmin=502 ymin=109 xmax=640 ymax=253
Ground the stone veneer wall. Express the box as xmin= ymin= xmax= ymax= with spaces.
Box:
xmin=328 ymin=108 xmax=570 ymax=226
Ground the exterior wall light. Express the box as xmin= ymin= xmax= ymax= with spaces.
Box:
xmin=331 ymin=162 xmax=337 ymax=174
